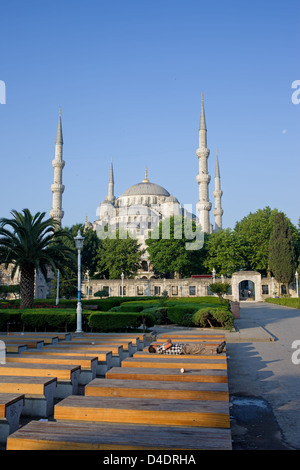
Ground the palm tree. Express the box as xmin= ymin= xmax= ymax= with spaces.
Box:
xmin=0 ymin=209 xmax=76 ymax=308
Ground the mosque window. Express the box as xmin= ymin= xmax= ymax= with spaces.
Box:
xmin=262 ymin=285 xmax=269 ymax=295
xmin=189 ymin=286 xmax=196 ymax=296
xmin=154 ymin=286 xmax=161 ymax=295
xmin=119 ymin=285 xmax=126 ymax=296
xmin=171 ymin=286 xmax=178 ymax=296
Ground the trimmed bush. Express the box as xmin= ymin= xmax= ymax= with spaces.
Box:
xmin=167 ymin=305 xmax=200 ymax=325
xmin=0 ymin=311 xmax=22 ymax=331
xmin=21 ymin=310 xmax=77 ymax=331
xmin=265 ymin=298 xmax=300 ymax=309
xmin=88 ymin=311 xmax=155 ymax=332
xmin=192 ymin=307 xmax=234 ymax=329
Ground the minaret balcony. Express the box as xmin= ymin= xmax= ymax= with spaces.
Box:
xmin=52 ymin=160 xmax=65 ymax=169
xmin=196 ymin=148 xmax=210 ymax=159
xmin=197 ymin=201 xmax=212 ymax=211
xmin=51 ymin=183 xmax=65 ymax=193
xmin=196 ymin=174 xmax=211 ymax=184
xmin=213 ymin=189 xmax=223 ymax=198
xmin=213 ymin=208 xmax=223 ymax=216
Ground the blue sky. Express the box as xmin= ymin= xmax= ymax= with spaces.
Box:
xmin=0 ymin=0 xmax=299 ymax=230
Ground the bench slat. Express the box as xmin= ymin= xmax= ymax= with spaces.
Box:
xmin=106 ymin=366 xmax=228 ymax=383
xmin=85 ymin=378 xmax=229 ymax=401
xmin=6 ymin=419 xmax=232 ymax=450
xmin=121 ymin=357 xmax=227 ymax=370
xmin=54 ymin=395 xmax=230 ymax=429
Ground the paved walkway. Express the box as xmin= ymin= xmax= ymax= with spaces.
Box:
xmin=226 ymin=302 xmax=300 ymax=450
xmin=152 ymin=301 xmax=300 ymax=450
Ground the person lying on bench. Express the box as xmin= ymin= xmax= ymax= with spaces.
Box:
xmin=148 ymin=338 xmax=226 ymax=355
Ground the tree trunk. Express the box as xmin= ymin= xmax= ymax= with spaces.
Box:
xmin=20 ymin=264 xmax=35 ymax=308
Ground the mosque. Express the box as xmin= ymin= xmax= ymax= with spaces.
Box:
xmin=51 ymin=95 xmax=224 ymax=242
xmin=0 ymin=98 xmax=290 ymax=302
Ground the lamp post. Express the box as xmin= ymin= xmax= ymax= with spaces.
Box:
xmin=296 ymin=271 xmax=299 ymax=298
xmin=121 ymin=272 xmax=124 ymax=298
xmin=56 ymin=270 xmax=60 ymax=306
xmin=74 ymin=230 xmax=85 ymax=333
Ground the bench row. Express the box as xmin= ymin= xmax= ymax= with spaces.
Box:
xmin=6 ymin=332 xmax=232 ymax=450
xmin=0 ymin=332 xmax=147 ymax=446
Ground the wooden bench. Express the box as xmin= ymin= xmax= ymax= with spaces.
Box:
xmin=154 ymin=337 xmax=223 ymax=344
xmin=6 ymin=419 xmax=232 ymax=450
xmin=134 ymin=350 xmax=227 ymax=360
xmin=0 ymin=337 xmax=44 ymax=349
xmin=106 ymin=366 xmax=228 ymax=383
xmin=0 ymin=376 xmax=56 ymax=418
xmin=75 ymin=333 xmax=146 ymax=350
xmin=9 ymin=334 xmax=59 ymax=344
xmin=0 ymin=362 xmax=81 ymax=398
xmin=5 ymin=355 xmax=97 ymax=385
xmin=18 ymin=332 xmax=71 ymax=341
xmin=3 ymin=342 xmax=27 ymax=354
xmin=54 ymin=395 xmax=230 ymax=429
xmin=85 ymin=378 xmax=229 ymax=402
xmin=159 ymin=333 xmax=226 ymax=339
xmin=21 ymin=349 xmax=113 ymax=375
xmin=64 ymin=339 xmax=135 ymax=356
xmin=43 ymin=343 xmax=123 ymax=366
xmin=121 ymin=356 xmax=227 ymax=370
xmin=0 ymin=393 xmax=24 ymax=445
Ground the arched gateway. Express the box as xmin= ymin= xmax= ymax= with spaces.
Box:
xmin=231 ymin=271 xmax=262 ymax=302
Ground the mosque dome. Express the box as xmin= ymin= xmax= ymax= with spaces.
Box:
xmin=121 ymin=169 xmax=170 ymax=197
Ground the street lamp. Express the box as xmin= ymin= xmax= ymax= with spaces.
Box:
xmin=56 ymin=270 xmax=60 ymax=306
xmin=74 ymin=230 xmax=85 ymax=333
xmin=121 ymin=272 xmax=124 ymax=298
xmin=296 ymin=271 xmax=299 ymax=298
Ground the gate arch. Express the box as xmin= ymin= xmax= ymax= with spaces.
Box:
xmin=231 ymin=271 xmax=262 ymax=302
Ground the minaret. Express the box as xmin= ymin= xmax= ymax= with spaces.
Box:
xmin=106 ymin=157 xmax=115 ymax=202
xmin=50 ymin=109 xmax=65 ymax=225
xmin=196 ymin=94 xmax=211 ymax=233
xmin=213 ymin=150 xmax=223 ymax=231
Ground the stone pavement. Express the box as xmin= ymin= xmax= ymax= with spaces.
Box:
xmin=151 ymin=301 xmax=300 ymax=450
xmin=226 ymin=302 xmax=300 ymax=450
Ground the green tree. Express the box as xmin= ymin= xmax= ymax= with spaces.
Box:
xmin=0 ymin=209 xmax=75 ymax=308
xmin=204 ymin=228 xmax=245 ymax=276
xmin=233 ymin=207 xmax=278 ymax=274
xmin=146 ymin=216 xmax=204 ymax=278
xmin=96 ymin=230 xmax=142 ymax=279
xmin=209 ymin=282 xmax=231 ymax=304
xmin=268 ymin=212 xmax=297 ymax=294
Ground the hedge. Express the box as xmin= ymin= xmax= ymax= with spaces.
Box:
xmin=88 ymin=311 xmax=155 ymax=331
xmin=0 ymin=311 xmax=22 ymax=331
xmin=167 ymin=305 xmax=200 ymax=325
xmin=21 ymin=310 xmax=77 ymax=331
xmin=265 ymin=298 xmax=300 ymax=309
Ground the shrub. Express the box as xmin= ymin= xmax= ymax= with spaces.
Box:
xmin=0 ymin=311 xmax=22 ymax=331
xmin=167 ymin=305 xmax=200 ymax=325
xmin=21 ymin=310 xmax=77 ymax=331
xmin=192 ymin=307 xmax=234 ymax=329
xmin=141 ymin=307 xmax=169 ymax=325
xmin=265 ymin=298 xmax=300 ymax=309
xmin=88 ymin=311 xmax=155 ymax=332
